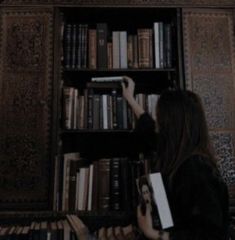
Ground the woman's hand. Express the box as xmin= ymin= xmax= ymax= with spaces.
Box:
xmin=121 ymin=76 xmax=135 ymax=103
xmin=121 ymin=76 xmax=144 ymax=118
xmin=137 ymin=203 xmax=153 ymax=237
xmin=137 ymin=205 xmax=169 ymax=240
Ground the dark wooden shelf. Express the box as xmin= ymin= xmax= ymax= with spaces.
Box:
xmin=64 ymin=68 xmax=176 ymax=72
xmin=0 ymin=211 xmax=134 ymax=230
xmin=62 ymin=129 xmax=133 ymax=134
xmin=0 ymin=210 xmax=131 ymax=218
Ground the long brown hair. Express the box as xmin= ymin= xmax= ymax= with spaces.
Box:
xmin=155 ymin=90 xmax=216 ymax=181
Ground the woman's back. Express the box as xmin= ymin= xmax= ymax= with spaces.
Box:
xmin=168 ymin=154 xmax=229 ymax=240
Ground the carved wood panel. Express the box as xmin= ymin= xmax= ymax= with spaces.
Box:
xmin=183 ymin=9 xmax=235 ymax=190
xmin=0 ymin=8 xmax=53 ymax=209
xmin=0 ymin=0 xmax=53 ymax=4
xmin=0 ymin=0 xmax=234 ymax=6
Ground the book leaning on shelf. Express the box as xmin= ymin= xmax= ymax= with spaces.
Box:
xmin=136 ymin=172 xmax=174 ymax=230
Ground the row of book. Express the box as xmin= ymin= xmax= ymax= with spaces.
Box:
xmin=59 ymin=153 xmax=133 ymax=212
xmin=0 ymin=215 xmax=137 ymax=239
xmin=63 ymin=86 xmax=159 ymax=130
xmin=53 ymin=152 xmax=151 ymax=212
xmin=63 ymin=22 xmax=173 ymax=70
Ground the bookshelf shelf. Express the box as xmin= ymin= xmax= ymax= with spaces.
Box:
xmin=62 ymin=129 xmax=134 ymax=134
xmin=64 ymin=68 xmax=176 ymax=72
xmin=0 ymin=210 xmax=132 ymax=219
xmin=0 ymin=211 xmax=133 ymax=231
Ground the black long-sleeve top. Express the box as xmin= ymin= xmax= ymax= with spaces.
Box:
xmin=135 ymin=113 xmax=230 ymax=240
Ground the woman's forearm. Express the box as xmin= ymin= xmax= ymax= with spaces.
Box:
xmin=126 ymin=96 xmax=145 ymax=119
xmin=121 ymin=76 xmax=145 ymax=119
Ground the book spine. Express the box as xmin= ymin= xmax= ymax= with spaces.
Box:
xmin=154 ymin=22 xmax=160 ymax=68
xmin=93 ymin=94 xmax=100 ymax=129
xmin=102 ymin=94 xmax=108 ymax=129
xmin=149 ymin=29 xmax=153 ymax=68
xmin=107 ymin=42 xmax=113 ymax=69
xmin=73 ymin=89 xmax=79 ymax=129
xmin=87 ymin=164 xmax=94 ymax=211
xmin=120 ymin=158 xmax=131 ymax=211
xmin=68 ymin=160 xmax=78 ymax=210
xmin=107 ymin=95 xmax=113 ymax=129
xmin=82 ymin=24 xmax=88 ymax=68
xmin=111 ymin=89 xmax=118 ymax=129
xmin=71 ymin=24 xmax=77 ymax=69
xmin=88 ymin=29 xmax=97 ymax=69
xmin=63 ymin=87 xmax=74 ymax=129
xmin=87 ymin=89 xmax=93 ymax=129
xmin=119 ymin=31 xmax=128 ymax=69
xmin=116 ymin=96 xmax=124 ymax=129
xmin=110 ymin=158 xmax=120 ymax=210
xmin=138 ymin=29 xmax=151 ymax=68
xmin=64 ymin=24 xmax=72 ymax=69
xmin=98 ymin=159 xmax=110 ymax=210
xmin=165 ymin=23 xmax=172 ymax=68
xmin=78 ymin=95 xmax=85 ymax=129
xmin=127 ymin=35 xmax=134 ymax=68
xmin=112 ymin=31 xmax=120 ymax=69
xmin=97 ymin=23 xmax=108 ymax=69
xmin=159 ymin=22 xmax=164 ymax=68
xmin=92 ymin=161 xmax=99 ymax=210
xmin=76 ymin=24 xmax=82 ymax=69
xmin=133 ymin=35 xmax=138 ymax=68
xmin=122 ymin=98 xmax=128 ymax=129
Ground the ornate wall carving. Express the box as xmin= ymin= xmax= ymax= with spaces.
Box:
xmin=210 ymin=132 xmax=235 ymax=185
xmin=0 ymin=0 xmax=234 ymax=6
xmin=183 ymin=9 xmax=235 ymax=186
xmin=0 ymin=8 xmax=53 ymax=209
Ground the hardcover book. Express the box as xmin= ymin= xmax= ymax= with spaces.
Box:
xmin=136 ymin=172 xmax=173 ymax=229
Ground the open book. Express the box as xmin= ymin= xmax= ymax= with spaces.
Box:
xmin=136 ymin=172 xmax=174 ymax=229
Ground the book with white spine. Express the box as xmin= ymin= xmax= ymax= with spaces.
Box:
xmin=91 ymin=76 xmax=124 ymax=82
xmin=137 ymin=172 xmax=173 ymax=229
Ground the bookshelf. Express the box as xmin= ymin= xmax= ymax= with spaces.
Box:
xmin=0 ymin=1 xmax=235 ymax=239
xmin=55 ymin=5 xmax=183 ymax=232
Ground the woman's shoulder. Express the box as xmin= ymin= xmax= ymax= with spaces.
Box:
xmin=181 ymin=154 xmax=215 ymax=172
xmin=174 ymin=154 xmax=220 ymax=184
xmin=177 ymin=154 xmax=227 ymax=189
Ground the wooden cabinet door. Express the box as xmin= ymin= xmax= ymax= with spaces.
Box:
xmin=183 ymin=8 xmax=235 ymax=213
xmin=0 ymin=8 xmax=54 ymax=210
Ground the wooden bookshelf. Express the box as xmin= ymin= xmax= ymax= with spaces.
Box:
xmin=0 ymin=2 xmax=234 ymax=238
xmin=55 ymin=7 xmax=182 ymax=234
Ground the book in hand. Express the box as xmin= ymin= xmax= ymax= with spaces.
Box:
xmin=91 ymin=76 xmax=124 ymax=82
xmin=136 ymin=172 xmax=173 ymax=229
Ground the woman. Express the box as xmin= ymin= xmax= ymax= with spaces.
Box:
xmin=121 ymin=76 xmax=230 ymax=240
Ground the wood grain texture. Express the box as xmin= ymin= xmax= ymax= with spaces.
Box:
xmin=0 ymin=0 xmax=234 ymax=7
